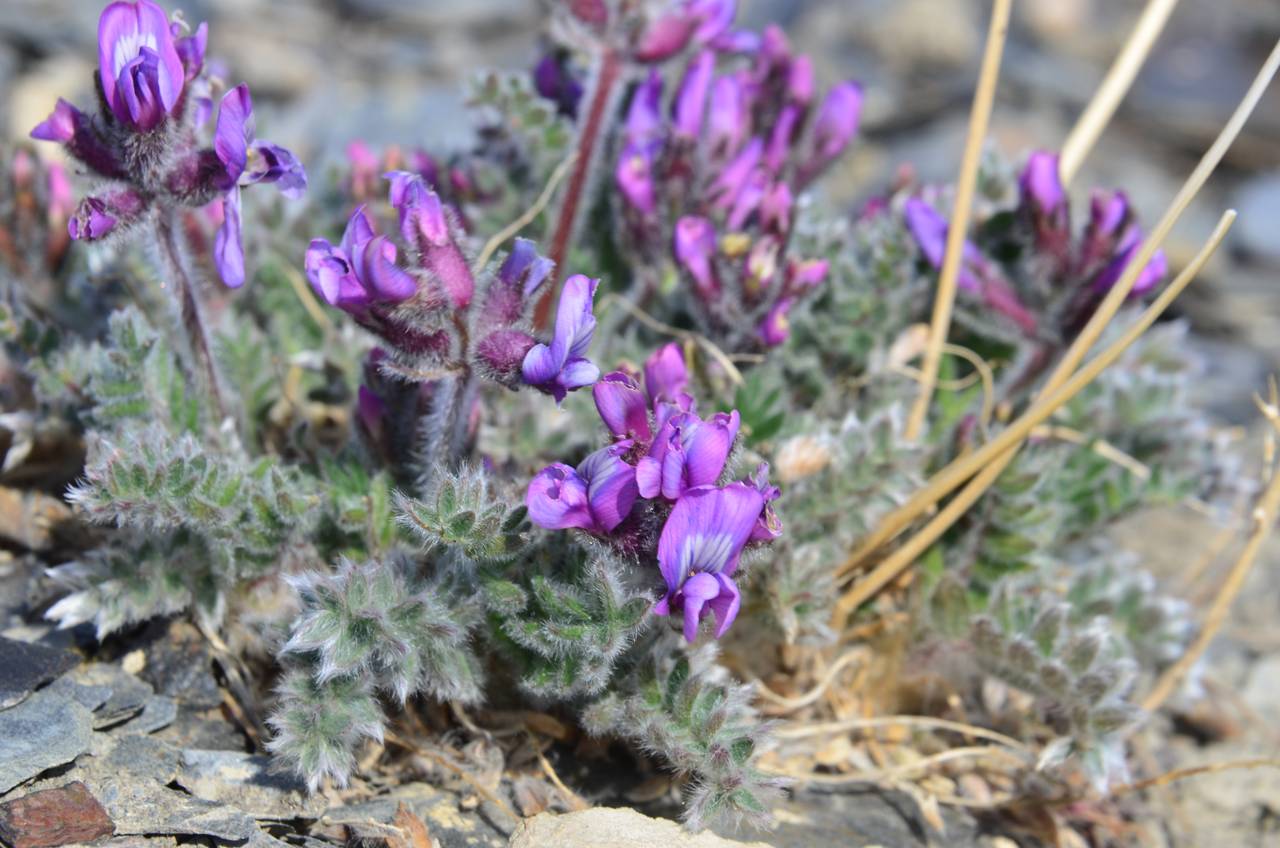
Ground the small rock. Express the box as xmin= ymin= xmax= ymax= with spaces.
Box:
xmin=508 ymin=808 xmax=773 ymax=848
xmin=154 ymin=706 xmax=249 ymax=752
xmin=0 ymin=781 xmax=114 ymax=848
xmin=0 ymin=487 xmax=73 ymax=553
xmin=43 ymin=678 xmax=113 ymax=712
xmin=96 ymin=736 xmax=181 ymax=785
xmin=322 ymin=783 xmax=506 ymax=848
xmin=65 ymin=663 xmax=153 ymax=729
xmin=136 ymin=621 xmax=222 ymax=710
xmin=110 ymin=696 xmax=178 ymax=737
xmin=0 ymin=635 xmax=79 ymax=709
xmin=90 ymin=778 xmax=257 ymax=843
xmin=174 ymin=749 xmax=325 ymax=820
xmin=0 ymin=690 xmax=94 ymax=794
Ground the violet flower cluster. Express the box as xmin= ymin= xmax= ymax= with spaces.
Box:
xmin=305 ymin=172 xmax=600 ymax=428
xmin=899 ymin=150 xmax=1167 ymax=337
xmin=526 ymin=342 xmax=779 ymax=642
xmin=613 ymin=18 xmax=861 ymax=350
xmin=30 ymin=0 xmax=305 ymax=288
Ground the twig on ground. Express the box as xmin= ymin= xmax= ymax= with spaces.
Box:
xmin=473 ymin=152 xmax=577 ymax=273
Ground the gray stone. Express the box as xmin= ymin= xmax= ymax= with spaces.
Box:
xmin=0 ymin=635 xmax=79 ymax=710
xmin=64 ymin=664 xmax=153 ymax=729
xmin=509 ymin=808 xmax=773 ymax=847
xmin=0 ymin=690 xmax=93 ymax=794
xmin=110 ymin=696 xmax=178 ymax=737
xmin=154 ymin=706 xmax=248 ymax=752
xmin=89 ymin=778 xmax=257 ymax=842
xmin=43 ymin=677 xmax=113 ymax=712
xmin=95 ymin=736 xmax=181 ymax=785
xmin=756 ymin=788 xmax=983 ymax=848
xmin=174 ymin=749 xmax=325 ymax=821
xmin=135 ymin=621 xmax=221 ymax=710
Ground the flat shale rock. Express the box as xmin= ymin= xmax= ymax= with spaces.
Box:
xmin=759 ymin=789 xmax=983 ymax=848
xmin=0 ymin=781 xmax=114 ymax=848
xmin=89 ymin=778 xmax=257 ymax=843
xmin=0 ymin=636 xmax=79 ymax=709
xmin=109 ymin=696 xmax=177 ymax=737
xmin=64 ymin=664 xmax=154 ymax=729
xmin=0 ymin=690 xmax=94 ymax=794
xmin=175 ymin=750 xmax=325 ymax=820
xmin=509 ymin=808 xmax=772 ymax=847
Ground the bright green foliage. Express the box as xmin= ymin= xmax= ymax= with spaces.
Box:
xmin=266 ymin=669 xmax=386 ymax=792
xmin=583 ymin=637 xmax=785 ymax=832
xmin=396 ymin=464 xmax=529 ymax=566
xmin=487 ymin=546 xmax=652 ymax=698
xmin=270 ymin=556 xmax=483 ymax=789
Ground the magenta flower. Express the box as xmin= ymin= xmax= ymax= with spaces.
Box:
xmin=526 ymin=443 xmax=639 ymax=534
xmin=593 ymin=370 xmax=653 ymax=443
xmin=68 ymin=189 xmax=146 ymax=240
xmin=521 ymin=275 xmax=601 ymax=403
xmin=633 ymin=0 xmax=734 ymax=62
xmin=758 ymin=297 xmax=793 ymax=347
xmin=211 ymin=84 xmax=306 ymax=287
xmin=797 ymin=82 xmax=862 ymax=186
xmin=643 ymin=342 xmax=690 ymax=407
xmin=674 ymin=216 xmax=719 ymax=299
xmin=673 ymin=50 xmax=715 ymax=138
xmin=387 ymin=171 xmax=474 ymax=309
xmin=1019 ymin=151 xmax=1070 ymax=261
xmin=97 ymin=0 xmax=186 ymax=132
xmin=305 ymin=206 xmax=416 ymax=312
xmin=636 ymin=409 xmax=739 ymax=500
xmin=30 ymin=98 xmax=125 ymax=179
xmin=706 ymin=74 xmax=747 ymax=160
xmin=1090 ymin=228 xmax=1168 ymax=298
xmin=479 ymin=237 xmax=554 ymax=328
xmin=655 ymin=482 xmax=764 ymax=641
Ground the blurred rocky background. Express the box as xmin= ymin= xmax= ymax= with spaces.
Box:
xmin=3 ymin=2 xmax=1280 ymax=846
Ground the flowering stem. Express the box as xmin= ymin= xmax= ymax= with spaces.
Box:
xmin=153 ymin=211 xmax=229 ymax=426
xmin=534 ymin=46 xmax=624 ymax=329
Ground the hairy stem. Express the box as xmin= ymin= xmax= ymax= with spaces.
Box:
xmin=534 ymin=46 xmax=624 ymax=329
xmin=153 ymin=210 xmax=229 ymax=426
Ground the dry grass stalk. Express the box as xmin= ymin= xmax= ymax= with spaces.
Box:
xmin=754 ymin=647 xmax=867 ymax=713
xmin=1108 ymin=758 xmax=1280 ymax=798
xmin=904 ymin=0 xmax=1013 ymax=440
xmin=1141 ymin=385 xmax=1280 ymax=712
xmin=1058 ymin=0 xmax=1181 ymax=185
xmin=474 ymin=151 xmax=577 ymax=272
xmin=832 ymin=209 xmax=1237 ymax=623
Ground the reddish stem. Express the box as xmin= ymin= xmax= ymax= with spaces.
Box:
xmin=534 ymin=47 xmax=623 ymax=329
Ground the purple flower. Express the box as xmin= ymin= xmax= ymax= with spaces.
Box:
xmin=797 ymin=82 xmax=862 ymax=186
xmin=97 ymin=0 xmax=186 ymax=131
xmin=1077 ymin=189 xmax=1132 ymax=277
xmin=633 ymin=0 xmax=732 ymax=63
xmin=655 ymin=482 xmax=764 ymax=641
xmin=387 ymin=171 xmax=474 ymax=309
xmin=673 ymin=50 xmax=714 ymax=138
xmin=758 ymin=297 xmax=793 ymax=347
xmin=475 ymin=329 xmax=539 ymax=388
xmin=532 ymin=53 xmax=583 ymax=118
xmin=480 ymin=237 xmax=554 ymax=327
xmin=787 ymin=55 xmax=815 ymax=107
xmin=616 ymin=146 xmax=657 ymax=216
xmin=521 ymin=274 xmax=601 ymax=403
xmin=594 ymin=370 xmax=652 ymax=442
xmin=173 ymin=20 xmax=207 ymax=80
xmin=616 ymin=72 xmax=664 ymax=215
xmin=1091 ymin=228 xmax=1168 ymax=298
xmin=644 ymin=342 xmax=690 ymax=407
xmin=526 ymin=443 xmax=639 ymax=534
xmin=707 ymin=137 xmax=762 ymax=211
xmin=30 ymin=98 xmax=125 ymax=179
xmin=211 ymin=84 xmax=306 ymax=287
xmin=674 ymin=216 xmax=719 ymax=299
xmin=707 ymin=74 xmax=747 ymax=160
xmin=759 ymin=182 xmax=792 ymax=237
xmin=636 ymin=409 xmax=739 ymax=500
xmin=785 ymin=257 xmax=829 ymax=293
xmin=904 ymin=197 xmax=1037 ymax=334
xmin=1018 ymin=151 xmax=1069 ymax=260
xmin=764 ymin=104 xmax=800 ymax=173
xmin=68 ymin=188 xmax=147 ymax=240
xmin=305 ymin=206 xmax=417 ymax=311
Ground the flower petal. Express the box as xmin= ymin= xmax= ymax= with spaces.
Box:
xmin=526 ymin=463 xmax=593 ymax=530
xmin=214 ymin=185 xmax=245 ymax=288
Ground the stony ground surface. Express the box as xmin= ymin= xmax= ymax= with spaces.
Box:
xmin=3 ymin=1 xmax=1280 ymax=846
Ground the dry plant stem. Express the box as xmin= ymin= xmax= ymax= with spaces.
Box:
xmin=600 ymin=294 xmax=745 ymax=385
xmin=754 ymin=647 xmax=865 ymax=713
xmin=1142 ymin=423 xmax=1280 ymax=712
xmin=764 ymin=745 xmax=1027 ymax=786
xmin=474 ymin=152 xmax=577 ymax=273
xmin=837 ymin=39 xmax=1280 ymax=583
xmin=154 ymin=212 xmax=228 ymax=425
xmin=534 ymin=47 xmax=623 ymax=329
xmin=528 ymin=733 xmax=591 ymax=811
xmin=904 ymin=0 xmax=1012 ymax=441
xmin=1107 ymin=759 xmax=1280 ymax=799
xmin=1058 ymin=0 xmax=1181 ymax=186
xmin=775 ymin=714 xmax=1030 ymax=752
xmin=1031 ymin=424 xmax=1150 ymax=480
xmin=832 ymin=210 xmax=1237 ymax=622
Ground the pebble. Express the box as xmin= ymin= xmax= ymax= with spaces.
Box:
xmin=0 ymin=781 xmax=114 ymax=848
xmin=0 ymin=635 xmax=78 ymax=710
